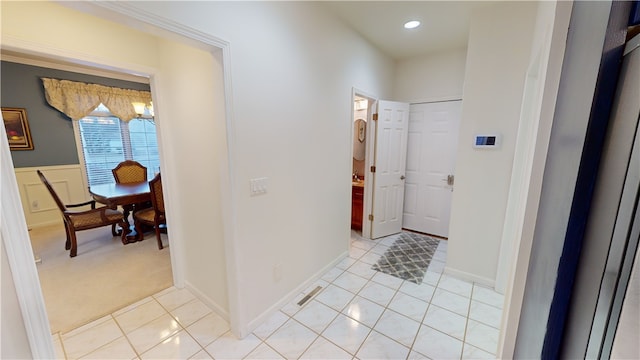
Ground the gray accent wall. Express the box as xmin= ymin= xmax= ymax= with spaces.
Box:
xmin=1 ymin=61 xmax=150 ymax=168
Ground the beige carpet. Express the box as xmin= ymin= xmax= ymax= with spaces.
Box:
xmin=29 ymin=223 xmax=173 ymax=334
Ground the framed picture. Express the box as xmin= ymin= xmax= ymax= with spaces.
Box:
xmin=2 ymin=107 xmax=34 ymax=150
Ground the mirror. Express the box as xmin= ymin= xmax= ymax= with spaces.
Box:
xmin=353 ymin=118 xmax=366 ymax=161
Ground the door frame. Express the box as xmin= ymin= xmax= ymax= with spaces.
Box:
xmin=0 ymin=46 xmax=179 ymax=359
xmin=1 ymin=4 xmax=241 ymax=357
xmin=352 ymin=88 xmax=378 ymax=239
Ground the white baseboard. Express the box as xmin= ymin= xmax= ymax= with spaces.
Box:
xmin=246 ymin=251 xmax=349 ymax=334
xmin=27 ymin=220 xmax=63 ymax=230
xmin=14 ymin=164 xmax=87 ymax=229
xmin=444 ymin=266 xmax=496 ymax=289
xmin=184 ymin=281 xmax=230 ymax=322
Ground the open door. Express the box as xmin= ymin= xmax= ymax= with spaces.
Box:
xmin=369 ymin=100 xmax=410 ymax=239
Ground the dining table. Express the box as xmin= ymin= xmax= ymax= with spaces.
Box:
xmin=89 ymin=181 xmax=151 ymax=244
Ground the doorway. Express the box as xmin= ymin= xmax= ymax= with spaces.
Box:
xmin=350 ymin=95 xmax=369 ymax=236
xmin=351 ymin=95 xmax=461 ymax=240
xmin=0 ymin=14 xmax=234 ymax=356
xmin=350 ymin=90 xmax=411 ymax=240
xmin=1 ymin=55 xmax=174 ymax=334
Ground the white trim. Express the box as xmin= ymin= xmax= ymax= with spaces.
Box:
xmin=444 ymin=266 xmax=496 ymax=288
xmin=14 ymin=164 xmax=83 ymax=173
xmin=24 ymin=220 xmax=61 ymax=230
xmin=246 ymin=252 xmax=348 ymax=333
xmin=185 ymin=281 xmax=230 ymax=322
xmin=142 ymin=76 xmax=184 ymax=291
xmin=14 ymin=165 xmax=88 ymax=227
xmin=1 ymin=117 xmax=55 ymax=358
xmin=0 ymin=52 xmax=150 ymax=84
xmin=71 ymin=121 xmax=91 ymax=193
xmin=409 ymin=95 xmax=463 ymax=105
xmin=1 ymin=35 xmax=157 ymax=80
xmin=218 ymin=44 xmax=244 ymax=338
xmin=88 ymin=2 xmax=230 ymax=50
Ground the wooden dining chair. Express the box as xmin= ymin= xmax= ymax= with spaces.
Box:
xmin=112 ymin=160 xmax=151 ymax=212
xmin=37 ymin=170 xmax=125 ymax=257
xmin=112 ymin=160 xmax=147 ymax=184
xmin=133 ymin=173 xmax=166 ymax=250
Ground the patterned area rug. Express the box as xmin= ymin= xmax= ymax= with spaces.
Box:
xmin=372 ymin=231 xmax=440 ymax=284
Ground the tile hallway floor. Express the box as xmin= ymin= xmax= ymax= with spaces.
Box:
xmin=52 ymin=232 xmax=504 ymax=359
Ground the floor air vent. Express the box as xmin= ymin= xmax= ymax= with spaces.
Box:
xmin=297 ymin=286 xmax=322 ymax=306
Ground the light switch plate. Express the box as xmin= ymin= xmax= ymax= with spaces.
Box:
xmin=250 ymin=177 xmax=268 ymax=196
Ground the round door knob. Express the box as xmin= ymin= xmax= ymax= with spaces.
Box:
xmin=400 ymin=175 xmax=406 ymax=180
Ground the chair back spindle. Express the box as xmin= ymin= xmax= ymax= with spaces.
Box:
xmin=37 ymin=170 xmax=68 ymax=212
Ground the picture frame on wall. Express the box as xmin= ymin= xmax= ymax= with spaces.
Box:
xmin=2 ymin=107 xmax=34 ymax=150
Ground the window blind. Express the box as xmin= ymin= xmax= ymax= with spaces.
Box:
xmin=75 ymin=105 xmax=159 ymax=186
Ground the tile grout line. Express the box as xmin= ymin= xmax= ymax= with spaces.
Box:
xmin=129 ymin=299 xmax=184 ymax=359
xmin=320 ymin=271 xmax=368 ymax=357
xmin=458 ymin=285 xmax=474 ymax=360
xmin=317 ymin=248 xmax=395 ymax=358
xmin=110 ymin=313 xmax=141 ymax=360
xmin=360 ymin=234 xmax=438 ymax=359
xmin=405 ymin=267 xmax=443 ymax=359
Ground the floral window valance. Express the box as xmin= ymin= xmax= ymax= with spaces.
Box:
xmin=41 ymin=78 xmax=152 ymax=121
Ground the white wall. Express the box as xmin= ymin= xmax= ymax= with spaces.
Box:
xmin=123 ymin=1 xmax=395 ymax=334
xmin=2 ymin=0 xmax=396 ymax=341
xmin=0 ymin=2 xmax=160 ymax=71
xmin=394 ymin=48 xmax=467 ymax=103
xmin=446 ymin=2 xmax=538 ymax=285
xmin=153 ymin=40 xmax=230 ymax=314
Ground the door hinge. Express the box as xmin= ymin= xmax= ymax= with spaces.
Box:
xmin=447 ymin=174 xmax=455 ymax=186
xmin=372 ymin=113 xmax=378 ymax=121
xmin=370 ymin=165 xmax=376 ymax=173
xmin=368 ymin=214 xmax=374 ymax=221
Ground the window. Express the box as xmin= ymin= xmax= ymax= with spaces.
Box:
xmin=74 ymin=104 xmax=159 ymax=186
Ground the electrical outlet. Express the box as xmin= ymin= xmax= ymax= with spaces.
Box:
xmin=273 ymin=263 xmax=282 ymax=282
xmin=250 ymin=177 xmax=269 ymax=196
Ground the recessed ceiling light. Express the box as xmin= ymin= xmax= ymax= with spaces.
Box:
xmin=404 ymin=20 xmax=421 ymax=29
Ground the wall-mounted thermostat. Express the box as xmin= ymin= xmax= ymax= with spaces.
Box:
xmin=473 ymin=134 xmax=501 ymax=149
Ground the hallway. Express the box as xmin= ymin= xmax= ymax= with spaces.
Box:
xmin=51 ymin=231 xmax=504 ymax=359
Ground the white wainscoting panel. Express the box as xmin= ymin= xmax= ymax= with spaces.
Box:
xmin=14 ymin=165 xmax=90 ymax=229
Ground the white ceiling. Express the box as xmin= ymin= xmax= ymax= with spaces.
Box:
xmin=323 ymin=1 xmax=495 ymax=60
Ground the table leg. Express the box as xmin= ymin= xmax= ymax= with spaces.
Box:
xmin=120 ymin=204 xmax=141 ymax=244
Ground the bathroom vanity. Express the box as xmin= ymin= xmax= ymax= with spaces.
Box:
xmin=351 ymin=180 xmax=364 ymax=230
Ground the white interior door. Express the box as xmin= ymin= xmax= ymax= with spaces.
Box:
xmin=402 ymin=100 xmax=462 ymax=238
xmin=370 ymin=100 xmax=410 ymax=239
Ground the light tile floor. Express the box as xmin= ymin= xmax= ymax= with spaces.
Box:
xmin=52 ymin=231 xmax=504 ymax=359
